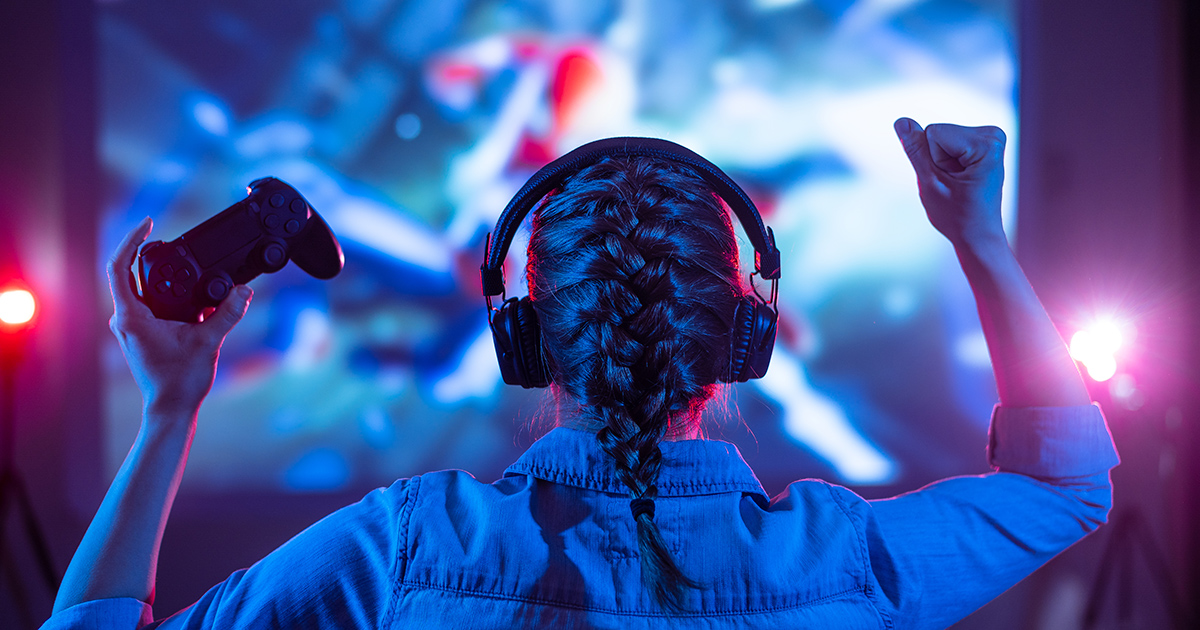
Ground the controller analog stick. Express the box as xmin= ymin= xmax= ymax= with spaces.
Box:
xmin=258 ymin=241 xmax=288 ymax=272
xmin=205 ymin=277 xmax=232 ymax=302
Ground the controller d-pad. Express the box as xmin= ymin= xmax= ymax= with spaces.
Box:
xmin=290 ymin=199 xmax=306 ymax=214
xmin=175 ymin=268 xmax=191 ymax=281
xmin=285 ymin=219 xmax=301 ymax=234
xmin=265 ymin=214 xmax=281 ymax=229
xmin=161 ymin=264 xmax=175 ymax=277
xmin=270 ymin=193 xmax=285 ymax=208
xmin=156 ymin=280 xmax=170 ymax=294
xmin=172 ymin=283 xmax=188 ymax=297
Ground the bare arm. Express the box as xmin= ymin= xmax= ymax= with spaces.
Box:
xmin=53 ymin=218 xmax=251 ymax=612
xmin=851 ymin=121 xmax=1114 ymax=629
xmin=893 ymin=118 xmax=1090 ymax=407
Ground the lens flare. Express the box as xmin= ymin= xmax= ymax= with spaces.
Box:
xmin=1069 ymin=321 xmax=1127 ymax=382
xmin=0 ymin=289 xmax=36 ymax=326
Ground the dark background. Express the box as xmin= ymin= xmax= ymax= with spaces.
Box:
xmin=1 ymin=1 xmax=1196 ymax=628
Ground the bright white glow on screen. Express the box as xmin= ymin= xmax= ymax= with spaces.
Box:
xmin=234 ymin=120 xmax=315 ymax=158
xmin=192 ymin=100 xmax=230 ymax=136
xmin=432 ymin=330 xmax=501 ymax=404
xmin=334 ymin=201 xmax=452 ymax=272
xmin=954 ymin=332 xmax=992 ymax=368
xmin=757 ymin=350 xmax=896 ymax=484
xmin=754 ymin=0 xmax=809 ymax=11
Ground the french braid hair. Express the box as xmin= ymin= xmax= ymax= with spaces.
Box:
xmin=526 ymin=155 xmax=744 ymax=609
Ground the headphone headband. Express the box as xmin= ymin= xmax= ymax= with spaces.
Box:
xmin=480 ymin=136 xmax=781 ymax=297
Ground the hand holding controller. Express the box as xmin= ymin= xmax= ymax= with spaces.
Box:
xmin=137 ymin=177 xmax=344 ymax=322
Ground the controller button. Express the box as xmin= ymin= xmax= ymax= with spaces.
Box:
xmin=160 ymin=264 xmax=174 ymax=277
xmin=262 ymin=243 xmax=286 ymax=268
xmin=270 ymin=193 xmax=286 ymax=208
xmin=265 ymin=214 xmax=281 ymax=229
xmin=206 ymin=278 xmax=231 ymax=301
xmin=290 ymin=198 xmax=306 ymax=214
xmin=156 ymin=280 xmax=170 ymax=294
xmin=175 ymin=268 xmax=191 ymax=281
xmin=285 ymin=219 xmax=301 ymax=234
xmin=172 ymin=283 xmax=188 ymax=297
xmin=249 ymin=201 xmax=261 ymax=214
xmin=175 ymin=245 xmax=188 ymax=257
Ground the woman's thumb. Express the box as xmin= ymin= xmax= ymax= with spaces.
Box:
xmin=894 ymin=117 xmax=933 ymax=180
xmin=202 ymin=285 xmax=252 ymax=339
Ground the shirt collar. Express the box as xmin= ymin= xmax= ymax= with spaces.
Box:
xmin=505 ymin=427 xmax=768 ymax=500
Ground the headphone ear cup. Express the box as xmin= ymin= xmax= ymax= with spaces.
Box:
xmin=490 ymin=297 xmax=551 ymax=388
xmin=744 ymin=299 xmax=777 ymax=379
xmin=725 ymin=297 xmax=778 ymax=382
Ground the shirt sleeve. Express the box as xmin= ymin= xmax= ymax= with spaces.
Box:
xmin=39 ymin=598 xmax=153 ymax=630
xmin=40 ymin=478 xmax=413 ymax=630
xmin=854 ymin=404 xmax=1119 ymax=630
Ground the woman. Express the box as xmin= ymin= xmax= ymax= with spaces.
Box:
xmin=44 ymin=120 xmax=1118 ymax=629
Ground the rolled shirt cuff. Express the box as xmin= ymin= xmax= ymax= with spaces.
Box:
xmin=986 ymin=403 xmax=1120 ymax=478
xmin=39 ymin=597 xmax=153 ymax=630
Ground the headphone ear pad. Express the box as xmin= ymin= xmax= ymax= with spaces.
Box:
xmin=490 ymin=297 xmax=551 ymax=388
xmin=725 ymin=297 xmax=778 ymax=382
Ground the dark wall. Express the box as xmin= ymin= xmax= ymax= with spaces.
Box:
xmin=989 ymin=0 xmax=1193 ymax=627
xmin=0 ymin=0 xmax=1194 ymax=628
xmin=1180 ymin=0 xmax=1200 ymax=618
xmin=0 ymin=0 xmax=98 ymax=626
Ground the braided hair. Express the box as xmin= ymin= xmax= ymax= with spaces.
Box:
xmin=526 ymin=155 xmax=744 ymax=609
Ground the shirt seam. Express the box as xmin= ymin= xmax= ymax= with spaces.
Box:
xmin=396 ymin=581 xmax=871 ymax=618
xmin=825 ymin=483 xmax=894 ymax=630
xmin=508 ymin=462 xmax=766 ymax=497
xmin=386 ymin=474 xmax=421 ymax=629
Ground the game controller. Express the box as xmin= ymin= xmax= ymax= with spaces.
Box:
xmin=137 ymin=177 xmax=344 ymax=322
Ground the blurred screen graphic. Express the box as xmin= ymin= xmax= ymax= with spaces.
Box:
xmin=99 ymin=0 xmax=1017 ymax=496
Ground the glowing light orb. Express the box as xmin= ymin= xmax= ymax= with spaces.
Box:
xmin=0 ymin=289 xmax=36 ymax=326
xmin=1069 ymin=321 xmax=1126 ymax=382
xmin=1081 ymin=353 xmax=1117 ymax=382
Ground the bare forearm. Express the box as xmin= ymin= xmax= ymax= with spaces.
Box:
xmin=53 ymin=407 xmax=196 ymax=612
xmin=955 ymin=232 xmax=1091 ymax=407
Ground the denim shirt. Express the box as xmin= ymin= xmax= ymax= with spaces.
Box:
xmin=43 ymin=404 xmax=1118 ymax=630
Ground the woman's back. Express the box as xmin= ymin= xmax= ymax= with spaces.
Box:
xmin=400 ymin=430 xmax=873 ymax=627
xmin=143 ymin=407 xmax=1110 ymax=630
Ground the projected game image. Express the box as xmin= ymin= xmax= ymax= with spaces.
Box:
xmin=99 ymin=0 xmax=1017 ymax=496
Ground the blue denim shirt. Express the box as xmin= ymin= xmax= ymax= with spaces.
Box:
xmin=43 ymin=404 xmax=1118 ymax=629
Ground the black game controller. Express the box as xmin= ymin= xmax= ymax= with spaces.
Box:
xmin=137 ymin=177 xmax=344 ymax=322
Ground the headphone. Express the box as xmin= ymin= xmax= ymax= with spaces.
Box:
xmin=481 ymin=137 xmax=781 ymax=389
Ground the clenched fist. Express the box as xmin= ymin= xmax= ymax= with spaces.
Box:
xmin=894 ymin=118 xmax=1007 ymax=249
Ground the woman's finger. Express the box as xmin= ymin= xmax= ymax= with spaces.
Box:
xmin=107 ymin=217 xmax=153 ymax=315
xmin=925 ymin=124 xmax=1006 ymax=174
xmin=199 ymin=285 xmax=253 ymax=342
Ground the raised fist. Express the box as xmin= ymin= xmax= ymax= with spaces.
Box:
xmin=894 ymin=118 xmax=1007 ymax=249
